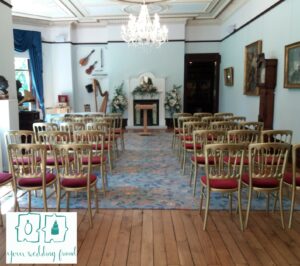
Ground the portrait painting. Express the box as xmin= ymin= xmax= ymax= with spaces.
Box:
xmin=244 ymin=40 xmax=262 ymax=95
xmin=284 ymin=41 xmax=300 ymax=88
xmin=224 ymin=67 xmax=234 ymax=86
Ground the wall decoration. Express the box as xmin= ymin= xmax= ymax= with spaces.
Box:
xmin=224 ymin=67 xmax=234 ymax=86
xmin=284 ymin=41 xmax=300 ymax=88
xmin=79 ymin=49 xmax=95 ymax=66
xmin=132 ymin=76 xmax=158 ymax=96
xmin=0 ymin=75 xmax=9 ymax=99
xmin=244 ymin=40 xmax=262 ymax=95
xmin=85 ymin=61 xmax=98 ymax=75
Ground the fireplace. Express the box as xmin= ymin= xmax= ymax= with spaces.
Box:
xmin=133 ymin=100 xmax=159 ymax=126
xmin=127 ymin=72 xmax=166 ymax=129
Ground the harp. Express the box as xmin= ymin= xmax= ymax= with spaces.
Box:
xmin=92 ymin=79 xmax=108 ymax=113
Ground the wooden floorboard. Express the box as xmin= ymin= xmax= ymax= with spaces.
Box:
xmin=1 ymin=209 xmax=300 ymax=265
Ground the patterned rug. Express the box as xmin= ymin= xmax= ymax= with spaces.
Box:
xmin=0 ymin=131 xmax=296 ymax=210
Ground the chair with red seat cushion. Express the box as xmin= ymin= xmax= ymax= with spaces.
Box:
xmin=226 ymin=129 xmax=260 ymax=165
xmin=200 ymin=143 xmax=247 ymax=231
xmin=53 ymin=143 xmax=98 ymax=227
xmin=172 ymin=113 xmax=191 ymax=150
xmin=180 ymin=121 xmax=208 ymax=175
xmin=37 ymin=131 xmax=71 ymax=172
xmin=33 ymin=122 xmax=59 ymax=143
xmin=7 ymin=144 xmax=56 ymax=212
xmin=86 ymin=121 xmax=113 ymax=172
xmin=191 ymin=129 xmax=227 ymax=196
xmin=243 ymin=142 xmax=290 ymax=229
xmin=0 ymin=172 xmax=14 ymax=226
xmin=73 ymin=130 xmax=107 ymax=196
xmin=283 ymin=143 xmax=300 ymax=228
xmin=107 ymin=113 xmax=125 ymax=152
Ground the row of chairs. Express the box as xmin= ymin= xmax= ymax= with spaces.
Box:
xmin=1 ymin=129 xmax=111 ymax=227
xmin=171 ymin=112 xmax=300 ymax=230
xmin=198 ymin=142 xmax=292 ymax=231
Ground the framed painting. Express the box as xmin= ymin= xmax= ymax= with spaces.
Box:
xmin=284 ymin=41 xmax=300 ymax=88
xmin=244 ymin=40 xmax=262 ymax=95
xmin=224 ymin=67 xmax=234 ymax=86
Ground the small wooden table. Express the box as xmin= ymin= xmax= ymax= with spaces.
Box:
xmin=135 ymin=104 xmax=155 ymax=136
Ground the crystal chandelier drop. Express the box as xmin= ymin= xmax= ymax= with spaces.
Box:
xmin=121 ymin=1 xmax=168 ymax=47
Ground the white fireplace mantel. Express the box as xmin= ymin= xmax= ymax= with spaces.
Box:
xmin=127 ymin=72 xmax=166 ymax=129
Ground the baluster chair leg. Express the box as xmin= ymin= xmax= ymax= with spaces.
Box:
xmin=288 ymin=187 xmax=296 ymax=229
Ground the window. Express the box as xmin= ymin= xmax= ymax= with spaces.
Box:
xmin=14 ymin=57 xmax=32 ymax=96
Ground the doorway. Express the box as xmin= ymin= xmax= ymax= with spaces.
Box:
xmin=184 ymin=54 xmax=220 ymax=114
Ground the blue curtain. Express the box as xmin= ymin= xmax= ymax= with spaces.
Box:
xmin=13 ymin=29 xmax=45 ymax=116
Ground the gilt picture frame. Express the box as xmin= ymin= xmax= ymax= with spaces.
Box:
xmin=224 ymin=67 xmax=234 ymax=86
xmin=284 ymin=41 xmax=300 ymax=88
xmin=244 ymin=40 xmax=262 ymax=96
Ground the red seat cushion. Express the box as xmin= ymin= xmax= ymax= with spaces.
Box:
xmin=61 ymin=174 xmax=97 ymax=188
xmin=180 ymin=135 xmax=193 ymax=141
xmin=283 ymin=172 xmax=300 ymax=186
xmin=82 ymin=156 xmax=106 ymax=165
xmin=224 ymin=156 xmax=249 ymax=165
xmin=46 ymin=156 xmax=74 ymax=166
xmin=191 ymin=155 xmax=215 ymax=164
xmin=242 ymin=173 xmax=279 ymax=188
xmin=0 ymin=172 xmax=12 ymax=184
xmin=114 ymin=128 xmax=124 ymax=134
xmin=18 ymin=173 xmax=56 ymax=187
xmin=201 ymin=175 xmax=238 ymax=189
xmin=184 ymin=143 xmax=202 ymax=150
xmin=92 ymin=143 xmax=111 ymax=150
xmin=13 ymin=156 xmax=41 ymax=165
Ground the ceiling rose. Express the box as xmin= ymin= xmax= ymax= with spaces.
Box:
xmin=124 ymin=4 xmax=166 ymax=15
xmin=118 ymin=0 xmax=167 ymax=3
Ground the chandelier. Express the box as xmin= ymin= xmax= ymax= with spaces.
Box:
xmin=121 ymin=1 xmax=168 ymax=47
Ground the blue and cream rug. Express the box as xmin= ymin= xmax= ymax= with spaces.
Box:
xmin=0 ymin=131 xmax=296 ymax=210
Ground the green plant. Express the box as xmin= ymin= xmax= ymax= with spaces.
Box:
xmin=165 ymin=84 xmax=182 ymax=117
xmin=132 ymin=76 xmax=158 ymax=96
xmin=111 ymin=82 xmax=128 ymax=114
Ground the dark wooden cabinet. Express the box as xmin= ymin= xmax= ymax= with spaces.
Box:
xmin=257 ymin=56 xmax=277 ymax=130
xmin=19 ymin=111 xmax=40 ymax=130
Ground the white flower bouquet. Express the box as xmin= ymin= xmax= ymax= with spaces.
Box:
xmin=165 ymin=84 xmax=182 ymax=117
xmin=111 ymin=82 xmax=128 ymax=114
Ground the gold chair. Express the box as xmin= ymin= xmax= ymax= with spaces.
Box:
xmin=227 ymin=129 xmax=260 ymax=166
xmin=53 ymin=143 xmax=98 ymax=227
xmin=261 ymin=129 xmax=293 ymax=144
xmin=214 ymin=112 xmax=234 ymax=119
xmin=191 ymin=130 xmax=227 ymax=196
xmin=86 ymin=122 xmax=113 ymax=172
xmin=7 ymin=144 xmax=56 ymax=212
xmin=202 ymin=116 xmax=224 ymax=125
xmin=243 ymin=143 xmax=290 ymax=229
xmin=180 ymin=121 xmax=209 ymax=175
xmin=73 ymin=130 xmax=107 ymax=195
xmin=5 ymin=130 xmax=35 ymax=145
xmin=59 ymin=122 xmax=85 ymax=141
xmin=107 ymin=113 xmax=125 ymax=151
xmin=50 ymin=116 xmax=72 ymax=124
xmin=0 ymin=172 xmax=14 ymax=226
xmin=239 ymin=121 xmax=264 ymax=131
xmin=226 ymin=116 xmax=246 ymax=123
xmin=172 ymin=113 xmax=191 ymax=150
xmin=210 ymin=121 xmax=239 ymax=131
xmin=37 ymin=131 xmax=71 ymax=172
xmin=193 ymin=112 xmax=213 ymax=120
xmin=33 ymin=122 xmax=59 ymax=143
xmin=283 ymin=143 xmax=300 ymax=228
xmin=200 ymin=143 xmax=247 ymax=230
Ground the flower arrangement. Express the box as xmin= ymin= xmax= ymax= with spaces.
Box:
xmin=165 ymin=84 xmax=182 ymax=117
xmin=111 ymin=82 xmax=128 ymax=114
xmin=132 ymin=76 xmax=158 ymax=96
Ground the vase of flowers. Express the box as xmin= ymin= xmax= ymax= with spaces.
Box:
xmin=165 ymin=84 xmax=182 ymax=117
xmin=132 ymin=76 xmax=158 ymax=97
xmin=111 ymin=82 xmax=128 ymax=114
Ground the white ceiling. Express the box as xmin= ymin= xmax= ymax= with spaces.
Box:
xmin=10 ymin=0 xmax=244 ymax=24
